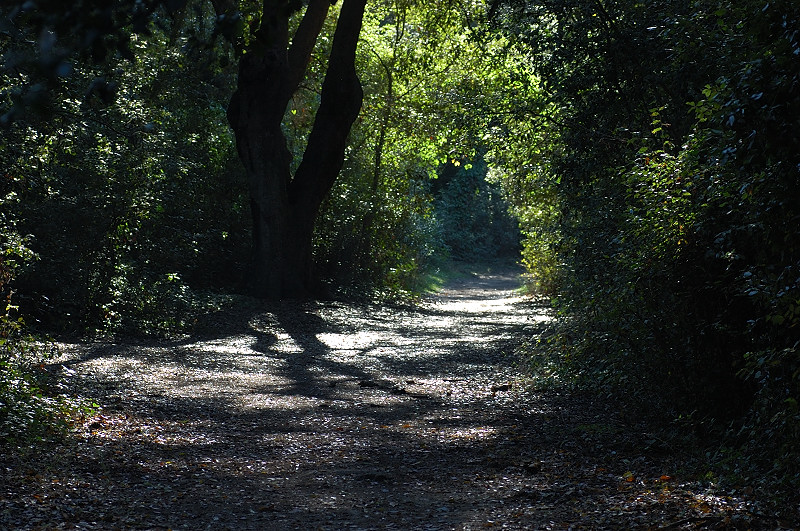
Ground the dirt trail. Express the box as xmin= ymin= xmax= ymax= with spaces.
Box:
xmin=2 ymin=263 xmax=762 ymax=529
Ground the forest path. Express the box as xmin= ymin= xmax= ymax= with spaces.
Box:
xmin=4 ymin=262 xmax=757 ymax=529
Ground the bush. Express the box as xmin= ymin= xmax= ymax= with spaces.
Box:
xmin=0 ymin=238 xmax=81 ymax=444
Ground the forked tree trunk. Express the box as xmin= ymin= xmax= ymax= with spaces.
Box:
xmin=225 ymin=0 xmax=366 ymax=299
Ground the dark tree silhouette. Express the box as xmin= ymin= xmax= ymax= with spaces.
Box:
xmin=222 ymin=0 xmax=367 ymax=298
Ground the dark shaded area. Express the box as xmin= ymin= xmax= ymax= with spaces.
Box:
xmin=1 ymin=0 xmax=189 ymax=124
xmin=433 ymin=155 xmax=521 ymax=261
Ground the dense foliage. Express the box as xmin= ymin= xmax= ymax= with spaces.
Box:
xmin=2 ymin=9 xmax=248 ymax=335
xmin=433 ymin=155 xmax=519 ymax=261
xmin=489 ymin=0 xmax=800 ymax=502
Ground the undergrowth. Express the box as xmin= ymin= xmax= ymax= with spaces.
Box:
xmin=0 ymin=305 xmax=92 ymax=447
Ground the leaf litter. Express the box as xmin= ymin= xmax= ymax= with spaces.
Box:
xmin=1 ymin=263 xmax=787 ymax=529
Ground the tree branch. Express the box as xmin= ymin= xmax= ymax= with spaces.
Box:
xmin=289 ymin=0 xmax=366 ymax=208
xmin=286 ymin=0 xmax=331 ymax=95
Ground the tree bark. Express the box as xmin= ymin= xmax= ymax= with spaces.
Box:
xmin=226 ymin=0 xmax=366 ymax=298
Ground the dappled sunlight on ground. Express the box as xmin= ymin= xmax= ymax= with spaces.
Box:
xmin=2 ymin=263 xmax=767 ymax=529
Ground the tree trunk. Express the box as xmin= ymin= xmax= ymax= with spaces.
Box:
xmin=226 ymin=0 xmax=366 ymax=299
